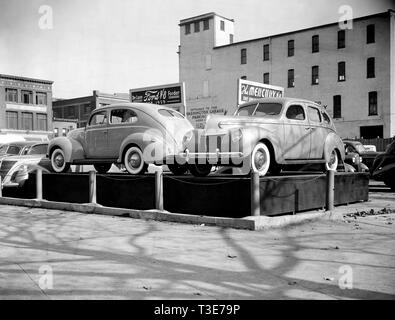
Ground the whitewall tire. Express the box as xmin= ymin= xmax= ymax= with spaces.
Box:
xmin=325 ymin=149 xmax=339 ymax=171
xmin=124 ymin=146 xmax=147 ymax=175
xmin=251 ymin=143 xmax=271 ymax=176
xmin=51 ymin=148 xmax=70 ymax=173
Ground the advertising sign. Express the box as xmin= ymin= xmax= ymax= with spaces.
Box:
xmin=130 ymin=82 xmax=186 ymax=114
xmin=237 ymin=79 xmax=284 ymax=105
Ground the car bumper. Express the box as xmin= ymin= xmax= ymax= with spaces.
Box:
xmin=178 ymin=148 xmax=244 ymax=164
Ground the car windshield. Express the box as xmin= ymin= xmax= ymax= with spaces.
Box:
xmin=354 ymin=143 xmax=367 ymax=153
xmin=24 ymin=144 xmax=48 ymax=155
xmin=0 ymin=145 xmax=8 ymax=154
xmin=235 ymin=103 xmax=282 ymax=117
xmin=235 ymin=104 xmax=257 ymax=116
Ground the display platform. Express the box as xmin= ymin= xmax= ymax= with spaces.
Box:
xmin=2 ymin=172 xmax=369 ymax=218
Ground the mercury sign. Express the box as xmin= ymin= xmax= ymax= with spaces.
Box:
xmin=237 ymin=79 xmax=284 ymax=105
xmin=130 ymin=82 xmax=186 ymax=115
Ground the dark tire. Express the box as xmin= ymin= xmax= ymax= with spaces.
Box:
xmin=123 ymin=145 xmax=148 ymax=175
xmin=168 ymin=163 xmax=188 ymax=175
xmin=94 ymin=163 xmax=112 ymax=174
xmin=51 ymin=148 xmax=71 ymax=173
xmin=189 ymin=164 xmax=212 ymax=177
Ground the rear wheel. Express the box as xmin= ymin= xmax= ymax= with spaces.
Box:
xmin=94 ymin=163 xmax=112 ymax=174
xmin=168 ymin=163 xmax=188 ymax=175
xmin=51 ymin=148 xmax=70 ymax=173
xmin=251 ymin=143 xmax=271 ymax=176
xmin=123 ymin=146 xmax=148 ymax=175
xmin=325 ymin=149 xmax=339 ymax=171
xmin=189 ymin=164 xmax=212 ymax=177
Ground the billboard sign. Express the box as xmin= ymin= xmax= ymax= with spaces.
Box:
xmin=237 ymin=79 xmax=284 ymax=105
xmin=130 ymin=82 xmax=186 ymax=114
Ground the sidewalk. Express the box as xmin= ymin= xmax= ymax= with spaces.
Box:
xmin=0 ymin=189 xmax=394 ymax=300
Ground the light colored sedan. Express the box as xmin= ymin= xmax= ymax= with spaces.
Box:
xmin=181 ymin=97 xmax=345 ymax=176
xmin=48 ymin=103 xmax=193 ymax=175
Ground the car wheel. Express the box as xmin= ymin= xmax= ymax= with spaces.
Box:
xmin=94 ymin=163 xmax=112 ymax=174
xmin=189 ymin=164 xmax=212 ymax=177
xmin=168 ymin=163 xmax=188 ymax=175
xmin=325 ymin=149 xmax=339 ymax=171
xmin=51 ymin=148 xmax=70 ymax=173
xmin=251 ymin=143 xmax=270 ymax=176
xmin=124 ymin=146 xmax=148 ymax=175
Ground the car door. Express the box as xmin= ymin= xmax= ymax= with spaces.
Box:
xmin=85 ymin=109 xmax=109 ymax=158
xmin=307 ymin=105 xmax=326 ymax=159
xmin=107 ymin=108 xmax=140 ymax=156
xmin=282 ymin=103 xmax=310 ymax=159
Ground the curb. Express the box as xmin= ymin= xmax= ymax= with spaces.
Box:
xmin=0 ymin=197 xmax=343 ymax=230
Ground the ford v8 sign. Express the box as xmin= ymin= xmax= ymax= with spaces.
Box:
xmin=238 ymin=79 xmax=284 ymax=105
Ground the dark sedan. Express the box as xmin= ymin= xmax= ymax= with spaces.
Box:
xmin=343 ymin=140 xmax=380 ymax=170
xmin=371 ymin=140 xmax=395 ymax=191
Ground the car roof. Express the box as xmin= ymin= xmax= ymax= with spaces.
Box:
xmin=95 ymin=102 xmax=181 ymax=118
xmin=2 ymin=141 xmax=38 ymax=147
xmin=238 ymin=97 xmax=324 ymax=109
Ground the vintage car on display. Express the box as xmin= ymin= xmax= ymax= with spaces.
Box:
xmin=0 ymin=141 xmax=38 ymax=160
xmin=180 ymin=97 xmax=345 ymax=177
xmin=343 ymin=139 xmax=380 ymax=170
xmin=0 ymin=142 xmax=52 ymax=187
xmin=371 ymin=139 xmax=395 ymax=191
xmin=47 ymin=103 xmax=194 ymax=175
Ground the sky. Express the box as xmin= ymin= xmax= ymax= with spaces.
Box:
xmin=0 ymin=0 xmax=393 ymax=99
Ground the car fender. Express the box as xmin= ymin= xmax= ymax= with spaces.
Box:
xmin=118 ymin=130 xmax=173 ymax=163
xmin=48 ymin=137 xmax=85 ymax=163
xmin=323 ymin=132 xmax=345 ymax=162
xmin=240 ymin=126 xmax=283 ymax=162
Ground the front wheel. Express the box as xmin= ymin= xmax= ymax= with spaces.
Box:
xmin=189 ymin=164 xmax=212 ymax=177
xmin=325 ymin=149 xmax=339 ymax=171
xmin=123 ymin=146 xmax=148 ymax=175
xmin=168 ymin=163 xmax=188 ymax=175
xmin=94 ymin=163 xmax=112 ymax=174
xmin=251 ymin=142 xmax=271 ymax=176
xmin=51 ymin=148 xmax=70 ymax=173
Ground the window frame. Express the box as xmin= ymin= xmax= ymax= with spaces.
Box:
xmin=367 ymin=24 xmax=375 ymax=44
xmin=263 ymin=73 xmax=269 ymax=84
xmin=287 ymin=40 xmax=294 ymax=57
xmin=36 ymin=113 xmax=48 ymax=131
xmin=312 ymin=35 xmax=319 ymax=53
xmin=194 ymin=21 xmax=200 ymax=33
xmin=311 ymin=66 xmax=319 ymax=85
xmin=203 ymin=19 xmax=209 ymax=30
xmin=5 ymin=88 xmax=18 ymax=103
xmin=333 ymin=95 xmax=342 ymax=119
xmin=21 ymin=112 xmax=33 ymax=130
xmin=288 ymin=69 xmax=295 ymax=88
xmin=88 ymin=110 xmax=108 ymax=127
xmin=185 ymin=24 xmax=191 ymax=35
xmin=6 ymin=111 xmax=18 ymax=130
xmin=286 ymin=104 xmax=306 ymax=121
xmin=241 ymin=48 xmax=247 ymax=64
xmin=263 ymin=44 xmax=269 ymax=61
xmin=21 ymin=90 xmax=33 ymax=104
xmin=337 ymin=30 xmax=345 ymax=49
xmin=368 ymin=91 xmax=378 ymax=116
xmin=367 ymin=57 xmax=375 ymax=78
xmin=338 ymin=61 xmax=346 ymax=81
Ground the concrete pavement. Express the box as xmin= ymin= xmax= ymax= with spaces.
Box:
xmin=0 ymin=189 xmax=394 ymax=299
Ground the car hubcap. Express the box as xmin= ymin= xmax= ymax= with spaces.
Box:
xmin=54 ymin=153 xmax=64 ymax=168
xmin=329 ymin=152 xmax=336 ymax=167
xmin=129 ymin=152 xmax=141 ymax=169
xmin=254 ymin=149 xmax=266 ymax=171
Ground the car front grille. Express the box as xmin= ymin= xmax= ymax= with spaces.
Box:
xmin=0 ymin=161 xmax=17 ymax=179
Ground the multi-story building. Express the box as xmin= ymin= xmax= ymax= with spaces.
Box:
xmin=52 ymin=90 xmax=129 ymax=128
xmin=0 ymin=74 xmax=53 ymax=141
xmin=178 ymin=10 xmax=395 ymax=138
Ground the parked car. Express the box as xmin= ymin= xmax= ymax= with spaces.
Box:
xmin=0 ymin=141 xmax=39 ymax=160
xmin=343 ymin=140 xmax=380 ymax=170
xmin=363 ymin=144 xmax=377 ymax=152
xmin=180 ymin=97 xmax=345 ymax=177
xmin=0 ymin=142 xmax=51 ymax=187
xmin=47 ymin=103 xmax=194 ymax=175
xmin=344 ymin=150 xmax=369 ymax=172
xmin=371 ymin=140 xmax=395 ymax=191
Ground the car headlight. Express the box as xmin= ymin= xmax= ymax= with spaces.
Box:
xmin=232 ymin=129 xmax=243 ymax=143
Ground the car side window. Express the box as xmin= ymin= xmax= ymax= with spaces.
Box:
xmin=308 ymin=106 xmax=322 ymax=123
xmin=345 ymin=145 xmax=356 ymax=153
xmin=7 ymin=146 xmax=21 ymax=155
xmin=110 ymin=109 xmax=138 ymax=124
xmin=89 ymin=111 xmax=107 ymax=126
xmin=27 ymin=144 xmax=47 ymax=155
xmin=322 ymin=111 xmax=331 ymax=124
xmin=286 ymin=105 xmax=305 ymax=121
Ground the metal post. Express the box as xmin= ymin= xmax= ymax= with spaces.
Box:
xmin=89 ymin=170 xmax=97 ymax=204
xmin=0 ymin=176 xmax=2 ymax=198
xmin=251 ymin=171 xmax=260 ymax=216
xmin=36 ymin=168 xmax=43 ymax=200
xmin=326 ymin=169 xmax=335 ymax=212
xmin=155 ymin=169 xmax=164 ymax=210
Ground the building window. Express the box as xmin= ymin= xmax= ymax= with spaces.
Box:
xmin=37 ymin=113 xmax=47 ymax=131
xmin=229 ymin=34 xmax=234 ymax=44
xmin=338 ymin=61 xmax=346 ymax=81
xmin=333 ymin=95 xmax=341 ymax=118
xmin=368 ymin=91 xmax=378 ymax=116
xmin=203 ymin=80 xmax=209 ymax=98
xmin=367 ymin=57 xmax=375 ymax=78
xmin=21 ymin=90 xmax=33 ymax=104
xmin=367 ymin=24 xmax=375 ymax=44
xmin=203 ymin=19 xmax=209 ymax=30
xmin=288 ymin=69 xmax=295 ymax=88
xmin=21 ymin=112 xmax=33 ymax=130
xmin=263 ymin=44 xmax=269 ymax=61
xmin=53 ymin=108 xmax=63 ymax=118
xmin=312 ymin=35 xmax=319 ymax=53
xmin=36 ymin=92 xmax=47 ymax=105
xmin=263 ymin=73 xmax=269 ymax=84
xmin=5 ymin=88 xmax=18 ymax=102
xmin=312 ymin=66 xmax=319 ymax=85
xmin=240 ymin=76 xmax=247 ymax=80
xmin=220 ymin=20 xmax=225 ymax=31
xmin=288 ymin=40 xmax=294 ymax=57
xmin=194 ymin=21 xmax=200 ymax=33
xmin=185 ymin=24 xmax=190 ymax=34
xmin=338 ymin=30 xmax=345 ymax=49
xmin=241 ymin=48 xmax=247 ymax=64
xmin=6 ymin=111 xmax=18 ymax=129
